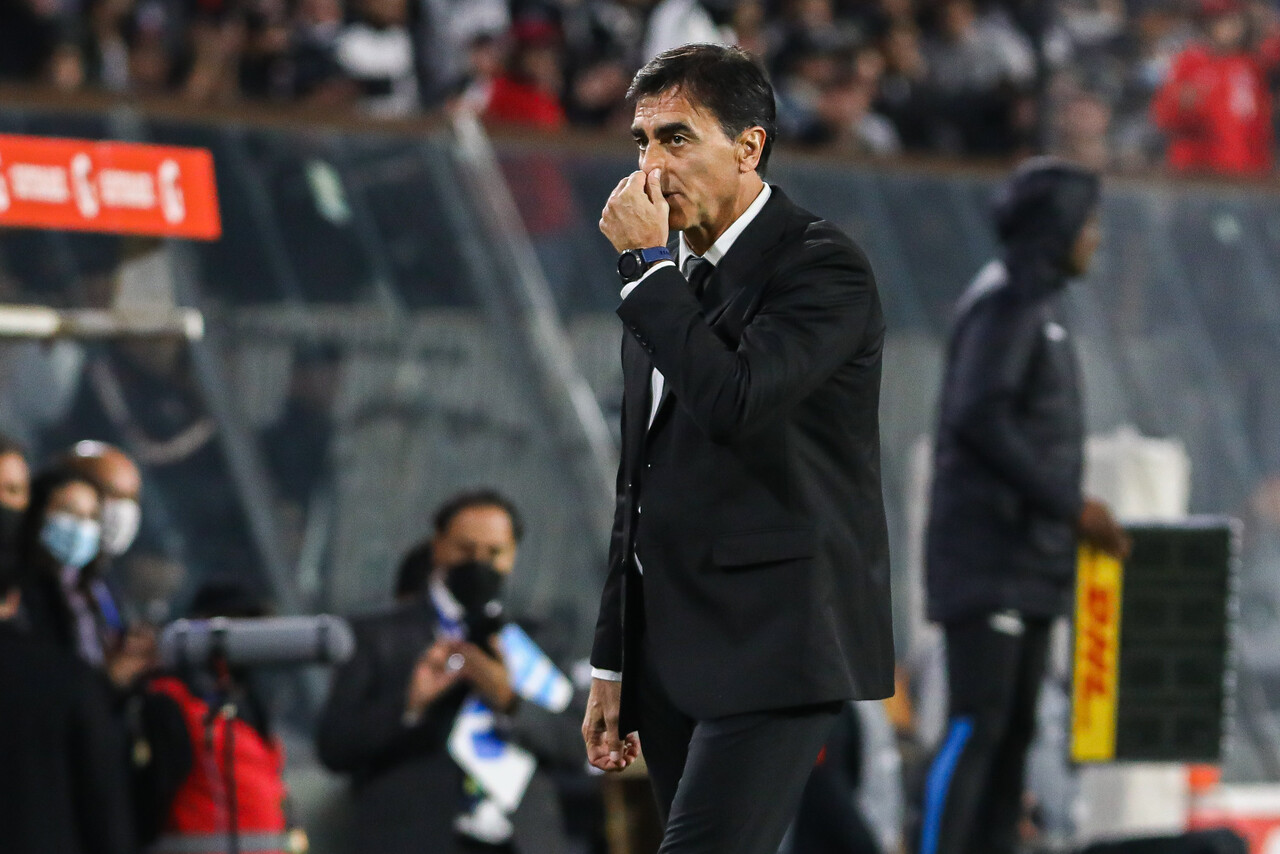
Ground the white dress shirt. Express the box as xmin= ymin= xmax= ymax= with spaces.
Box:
xmin=594 ymin=183 xmax=773 ymax=683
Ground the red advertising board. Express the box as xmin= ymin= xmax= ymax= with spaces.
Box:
xmin=0 ymin=134 xmax=220 ymax=240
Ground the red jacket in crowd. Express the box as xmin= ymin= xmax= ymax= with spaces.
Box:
xmin=1152 ymin=44 xmax=1274 ymax=175
xmin=148 ymin=676 xmax=292 ymax=854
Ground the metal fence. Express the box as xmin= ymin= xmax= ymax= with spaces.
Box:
xmin=2 ymin=102 xmax=1280 ymax=781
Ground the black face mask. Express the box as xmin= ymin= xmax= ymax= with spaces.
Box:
xmin=444 ymin=559 xmax=507 ymax=643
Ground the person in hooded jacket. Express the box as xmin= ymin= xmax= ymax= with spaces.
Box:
xmin=919 ymin=158 xmax=1131 ymax=854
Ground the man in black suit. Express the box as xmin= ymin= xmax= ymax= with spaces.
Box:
xmin=0 ymin=538 xmax=135 ymax=854
xmin=582 ymin=43 xmax=895 ymax=854
xmin=317 ymin=489 xmax=584 ymax=854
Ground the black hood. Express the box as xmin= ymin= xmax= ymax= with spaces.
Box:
xmin=991 ymin=157 xmax=1100 ymax=291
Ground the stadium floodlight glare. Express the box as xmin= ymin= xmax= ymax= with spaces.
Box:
xmin=0 ymin=305 xmax=204 ymax=340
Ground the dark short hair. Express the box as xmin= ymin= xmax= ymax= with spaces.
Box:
xmin=394 ymin=539 xmax=434 ymax=599
xmin=628 ymin=43 xmax=777 ymax=177
xmin=433 ymin=489 xmax=524 ymax=543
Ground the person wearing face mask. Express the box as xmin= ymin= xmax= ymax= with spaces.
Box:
xmin=0 ymin=527 xmax=136 ymax=854
xmin=61 ymin=441 xmax=144 ymax=561
xmin=17 ymin=466 xmax=111 ymax=663
xmin=16 ymin=465 xmax=186 ymax=851
xmin=317 ymin=489 xmax=584 ymax=854
xmin=60 ymin=443 xmax=155 ymax=691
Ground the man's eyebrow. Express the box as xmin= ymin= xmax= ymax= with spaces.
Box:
xmin=654 ymin=122 xmax=695 ymax=139
xmin=631 ymin=122 xmax=697 ymax=141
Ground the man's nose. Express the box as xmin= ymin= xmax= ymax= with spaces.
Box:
xmin=639 ymin=145 xmax=666 ymax=175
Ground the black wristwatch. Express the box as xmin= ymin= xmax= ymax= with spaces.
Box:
xmin=618 ymin=246 xmax=673 ymax=285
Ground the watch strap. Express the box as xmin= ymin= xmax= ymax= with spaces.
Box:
xmin=638 ymin=246 xmax=673 ymax=264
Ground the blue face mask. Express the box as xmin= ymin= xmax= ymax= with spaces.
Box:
xmin=41 ymin=512 xmax=102 ymax=570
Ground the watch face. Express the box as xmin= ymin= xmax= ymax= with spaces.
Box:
xmin=618 ymin=251 xmax=643 ymax=281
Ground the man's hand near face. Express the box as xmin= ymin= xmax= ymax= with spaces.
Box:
xmin=600 ymin=168 xmax=670 ymax=252
xmin=582 ymin=677 xmax=640 ymax=772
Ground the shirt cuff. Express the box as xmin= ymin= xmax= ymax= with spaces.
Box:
xmin=591 ymin=667 xmax=623 ymax=682
xmin=619 ymin=260 xmax=675 ymax=300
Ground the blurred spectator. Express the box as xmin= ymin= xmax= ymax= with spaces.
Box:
xmin=922 ymin=0 xmax=1039 ymax=154
xmin=144 ymin=578 xmax=295 ymax=854
xmin=18 ymin=466 xmax=114 ymax=665
xmin=286 ymin=0 xmax=357 ymax=104
xmin=924 ymin=0 xmax=1036 ymax=95
xmin=0 ymin=0 xmax=62 ymax=82
xmin=644 ymin=0 xmax=735 ymax=63
xmin=0 ymin=434 xmax=31 ymax=515
xmin=237 ymin=0 xmax=294 ymax=99
xmin=124 ymin=3 xmax=181 ymax=95
xmin=317 ymin=489 xmax=584 ymax=854
xmin=558 ymin=0 xmax=648 ymax=125
xmin=1053 ymin=87 xmax=1114 ymax=169
xmin=1151 ymin=0 xmax=1275 ymax=175
xmin=80 ymin=0 xmax=136 ymax=92
xmin=63 ymin=441 xmax=143 ymax=562
xmin=335 ymin=0 xmax=420 ymax=116
xmin=876 ymin=22 xmax=937 ymax=150
xmin=0 ymin=546 xmax=136 ymax=854
xmin=774 ymin=33 xmax=860 ymax=143
xmin=419 ymin=0 xmax=511 ymax=102
xmin=481 ymin=19 xmax=568 ymax=128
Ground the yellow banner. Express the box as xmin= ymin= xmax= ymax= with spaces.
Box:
xmin=1070 ymin=545 xmax=1124 ymax=762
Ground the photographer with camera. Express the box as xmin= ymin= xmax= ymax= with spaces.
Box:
xmin=144 ymin=579 xmax=296 ymax=854
xmin=317 ymin=489 xmax=582 ymax=854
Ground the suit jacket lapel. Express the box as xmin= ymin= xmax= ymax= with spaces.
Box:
xmin=701 ymin=188 xmax=794 ymax=328
xmin=622 ymin=333 xmax=652 ymax=467
xmin=647 ymin=233 xmax=684 ymax=427
xmin=645 ymin=192 xmax=795 ymax=431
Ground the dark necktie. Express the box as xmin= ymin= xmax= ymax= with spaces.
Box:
xmin=682 ymin=255 xmax=714 ymax=301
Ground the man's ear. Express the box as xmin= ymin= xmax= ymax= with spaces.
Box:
xmin=738 ymin=127 xmax=767 ymax=173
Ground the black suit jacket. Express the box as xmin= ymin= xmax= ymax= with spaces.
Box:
xmin=0 ymin=623 xmax=136 ymax=854
xmin=591 ymin=187 xmax=895 ymax=726
xmin=316 ymin=599 xmax=583 ymax=854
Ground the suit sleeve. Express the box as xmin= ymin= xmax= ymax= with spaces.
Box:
xmin=942 ymin=296 xmax=1083 ymax=522
xmin=315 ymin=623 xmax=442 ymax=773
xmin=616 ymin=229 xmax=875 ymax=444
xmin=590 ymin=366 xmax=628 ymax=674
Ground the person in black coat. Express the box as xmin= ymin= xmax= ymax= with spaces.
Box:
xmin=585 ymin=43 xmax=894 ymax=854
xmin=919 ymin=157 xmax=1131 ymax=854
xmin=0 ymin=534 xmax=135 ymax=854
xmin=317 ymin=490 xmax=584 ymax=854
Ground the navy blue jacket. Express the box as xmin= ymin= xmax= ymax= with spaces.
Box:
xmin=926 ymin=160 xmax=1099 ymax=623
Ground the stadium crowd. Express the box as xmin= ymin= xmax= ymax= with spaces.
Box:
xmin=1 ymin=0 xmax=1278 ymax=172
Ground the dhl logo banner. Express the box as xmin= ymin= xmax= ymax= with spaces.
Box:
xmin=0 ymin=134 xmax=220 ymax=240
xmin=1071 ymin=545 xmax=1124 ymax=762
